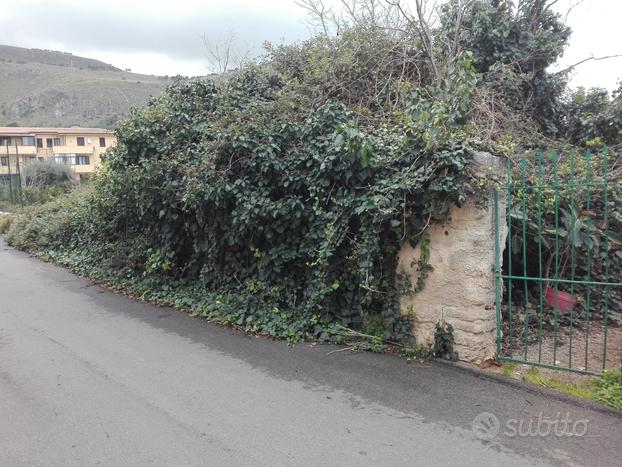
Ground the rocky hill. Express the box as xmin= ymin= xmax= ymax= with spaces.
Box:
xmin=0 ymin=45 xmax=173 ymax=128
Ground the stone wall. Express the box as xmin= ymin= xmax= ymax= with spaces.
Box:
xmin=397 ymin=152 xmax=507 ymax=363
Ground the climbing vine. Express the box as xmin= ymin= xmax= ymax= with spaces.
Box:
xmin=433 ymin=321 xmax=459 ymax=361
xmin=413 ymin=235 xmax=434 ymax=294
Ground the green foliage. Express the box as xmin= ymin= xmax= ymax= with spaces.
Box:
xmin=500 ymin=362 xmax=517 ymax=377
xmin=9 ymin=1 xmax=613 ymax=355
xmin=1 ymin=160 xmax=75 ymax=211
xmin=433 ymin=321 xmax=459 ymax=361
xmin=564 ymin=84 xmax=622 ymax=148
xmin=592 ymin=368 xmax=622 ymax=409
xmin=21 ymin=184 xmax=74 ymax=206
xmin=7 ymin=187 xmax=93 ymax=252
xmin=400 ymin=344 xmax=432 ymax=362
xmin=413 ymin=235 xmax=434 ymax=293
xmin=22 ymin=159 xmax=74 ymax=187
xmin=441 ymin=0 xmax=571 ymax=136
xmin=521 ymin=367 xmax=593 ymax=400
xmin=441 ymin=0 xmax=570 ymax=75
xmin=0 ymin=184 xmax=13 ymax=212
xmin=266 ymin=28 xmax=422 ymax=118
xmin=504 ymin=365 xmax=622 ymax=409
xmin=1 ymin=182 xmax=71 ymax=211
xmin=7 ymin=43 xmax=479 ymax=344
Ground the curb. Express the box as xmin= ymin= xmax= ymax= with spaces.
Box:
xmin=433 ymin=359 xmax=622 ymax=417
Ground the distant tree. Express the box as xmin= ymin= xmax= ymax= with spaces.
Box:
xmin=22 ymin=160 xmax=73 ymax=188
xmin=202 ymin=29 xmax=252 ymax=73
xmin=563 ymin=83 xmax=622 ymax=148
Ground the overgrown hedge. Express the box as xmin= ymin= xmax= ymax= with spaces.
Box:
xmin=8 ymin=55 xmax=480 ymax=342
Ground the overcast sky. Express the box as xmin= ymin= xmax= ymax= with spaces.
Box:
xmin=0 ymin=0 xmax=620 ymax=90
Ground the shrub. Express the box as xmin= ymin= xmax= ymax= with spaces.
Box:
xmin=22 ymin=159 xmax=74 ymax=188
xmin=1 ymin=160 xmax=75 ymax=210
xmin=7 ymin=187 xmax=94 ymax=252
xmin=592 ymin=368 xmax=622 ymax=410
xmin=433 ymin=321 xmax=459 ymax=361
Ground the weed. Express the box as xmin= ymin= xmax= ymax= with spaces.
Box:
xmin=433 ymin=321 xmax=459 ymax=361
xmin=592 ymin=368 xmax=622 ymax=409
xmin=521 ymin=367 xmax=595 ymax=401
xmin=500 ymin=362 xmax=517 ymax=377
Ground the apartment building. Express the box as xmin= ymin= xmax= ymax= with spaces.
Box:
xmin=0 ymin=127 xmax=116 ymax=180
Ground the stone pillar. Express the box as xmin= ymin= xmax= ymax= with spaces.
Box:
xmin=397 ymin=152 xmax=507 ymax=364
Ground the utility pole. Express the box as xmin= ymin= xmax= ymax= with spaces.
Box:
xmin=5 ymin=142 xmax=14 ymax=205
xmin=14 ymin=142 xmax=24 ymax=207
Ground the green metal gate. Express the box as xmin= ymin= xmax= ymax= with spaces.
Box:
xmin=494 ymin=148 xmax=621 ymax=375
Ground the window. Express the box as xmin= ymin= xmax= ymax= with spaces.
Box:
xmin=46 ymin=138 xmax=53 ymax=148
xmin=99 ymin=137 xmax=106 ymax=148
xmin=77 ymin=156 xmax=90 ymax=165
xmin=55 ymin=154 xmax=76 ymax=165
xmin=53 ymin=138 xmax=61 ymax=146
xmin=1 ymin=157 xmax=7 ymax=166
xmin=36 ymin=138 xmax=43 ymax=148
xmin=22 ymin=136 xmax=35 ymax=146
xmin=0 ymin=137 xmax=9 ymax=147
xmin=77 ymin=137 xmax=85 ymax=146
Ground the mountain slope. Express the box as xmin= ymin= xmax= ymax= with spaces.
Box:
xmin=0 ymin=45 xmax=173 ymax=128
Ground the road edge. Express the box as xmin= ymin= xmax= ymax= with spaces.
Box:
xmin=435 ymin=359 xmax=622 ymax=417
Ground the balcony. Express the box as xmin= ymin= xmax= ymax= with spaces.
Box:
xmin=1 ymin=160 xmax=96 ymax=176
xmin=0 ymin=154 xmax=38 ymax=174
xmin=0 ymin=145 xmax=38 ymax=156
xmin=37 ymin=145 xmax=96 ymax=155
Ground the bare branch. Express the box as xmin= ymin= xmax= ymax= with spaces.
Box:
xmin=379 ymin=0 xmax=446 ymax=79
xmin=203 ymin=30 xmax=253 ymax=74
xmin=563 ymin=0 xmax=585 ymax=22
xmin=295 ymin=0 xmax=336 ymax=35
xmin=553 ymin=54 xmax=622 ymax=76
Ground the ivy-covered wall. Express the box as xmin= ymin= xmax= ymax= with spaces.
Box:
xmin=398 ymin=152 xmax=507 ymax=363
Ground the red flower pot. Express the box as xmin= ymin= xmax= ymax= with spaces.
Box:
xmin=544 ymin=287 xmax=577 ymax=312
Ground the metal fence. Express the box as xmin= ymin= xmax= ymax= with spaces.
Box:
xmin=1 ymin=143 xmax=25 ymax=208
xmin=494 ymin=148 xmax=621 ymax=375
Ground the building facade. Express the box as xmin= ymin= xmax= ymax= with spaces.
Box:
xmin=0 ymin=127 xmax=116 ymax=180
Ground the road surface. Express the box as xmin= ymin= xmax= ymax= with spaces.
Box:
xmin=0 ymin=238 xmax=620 ymax=466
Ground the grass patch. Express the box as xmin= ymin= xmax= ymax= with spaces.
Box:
xmin=518 ymin=366 xmax=622 ymax=409
xmin=500 ymin=362 xmax=517 ymax=377
xmin=522 ymin=367 xmax=594 ymax=399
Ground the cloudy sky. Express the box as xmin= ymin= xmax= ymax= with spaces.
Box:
xmin=0 ymin=0 xmax=620 ymax=89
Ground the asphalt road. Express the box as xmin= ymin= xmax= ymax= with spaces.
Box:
xmin=1 ymin=238 xmax=620 ymax=467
